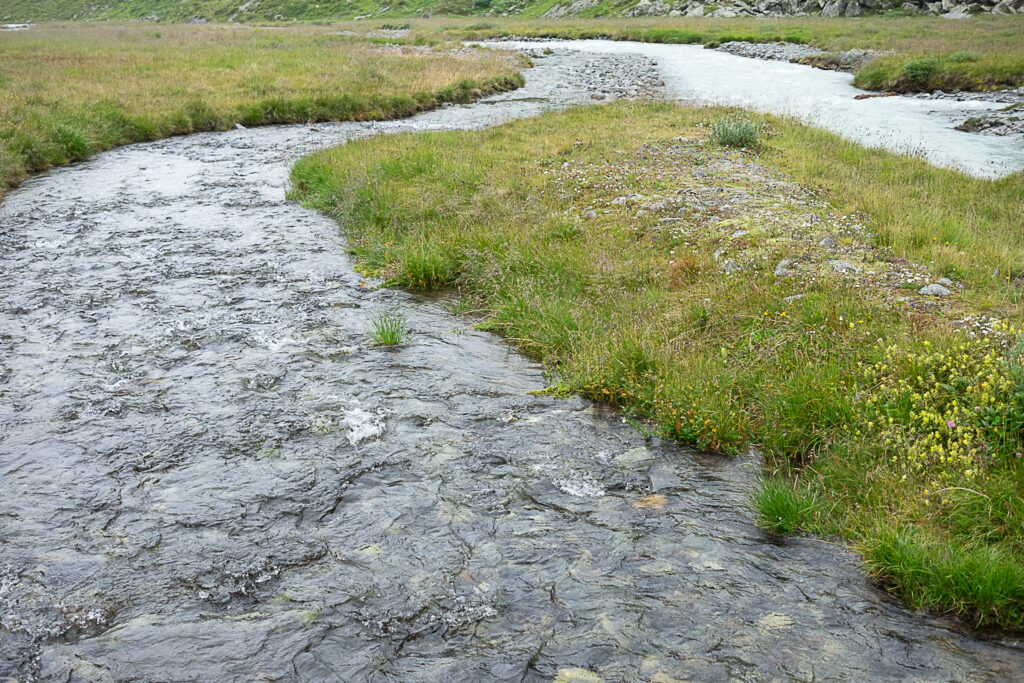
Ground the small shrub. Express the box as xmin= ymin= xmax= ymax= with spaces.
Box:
xmin=860 ymin=335 xmax=1024 ymax=488
xmin=901 ymin=57 xmax=941 ymax=86
xmin=710 ymin=114 xmax=762 ymax=148
xmin=369 ymin=309 xmax=408 ymax=346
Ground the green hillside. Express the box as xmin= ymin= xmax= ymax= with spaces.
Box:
xmin=2 ymin=0 xmax=528 ymax=22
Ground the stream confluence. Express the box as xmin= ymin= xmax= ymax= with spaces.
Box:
xmin=1 ymin=45 xmax=1022 ymax=682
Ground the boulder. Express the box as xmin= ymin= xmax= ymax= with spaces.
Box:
xmin=920 ymin=283 xmax=952 ymax=296
xmin=821 ymin=0 xmax=846 ymax=16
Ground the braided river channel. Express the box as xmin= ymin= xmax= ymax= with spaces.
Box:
xmin=2 ymin=44 xmax=1024 ymax=681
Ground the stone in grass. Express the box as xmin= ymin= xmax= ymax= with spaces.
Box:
xmin=830 ymin=260 xmax=859 ymax=273
xmin=937 ymin=277 xmax=957 ymax=288
xmin=774 ymin=259 xmax=795 ymax=277
xmin=720 ymin=259 xmax=741 ymax=274
xmin=731 ymin=230 xmax=747 ymax=240
xmin=920 ymin=283 xmax=952 ymax=296
xmin=819 ymin=237 xmax=836 ymax=248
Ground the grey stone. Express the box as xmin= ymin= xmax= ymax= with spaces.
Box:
xmin=920 ymin=283 xmax=953 ymax=296
xmin=821 ymin=0 xmax=846 ymax=16
xmin=830 ymin=260 xmax=859 ymax=273
xmin=731 ymin=230 xmax=748 ymax=239
xmin=819 ymin=237 xmax=837 ymax=248
xmin=774 ymin=259 xmax=795 ymax=277
xmin=721 ymin=259 xmax=741 ymax=273
xmin=611 ymin=194 xmax=642 ymax=205
xmin=942 ymin=4 xmax=972 ymax=17
xmin=936 ymin=277 xmax=956 ymax=288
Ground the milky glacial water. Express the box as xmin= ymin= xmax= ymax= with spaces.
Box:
xmin=1 ymin=49 xmax=1023 ymax=682
xmin=492 ymin=39 xmax=1024 ymax=178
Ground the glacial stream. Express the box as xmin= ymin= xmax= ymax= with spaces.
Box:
xmin=490 ymin=39 xmax=1024 ymax=179
xmin=2 ymin=46 xmax=1023 ymax=681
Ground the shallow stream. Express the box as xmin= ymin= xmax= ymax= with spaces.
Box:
xmin=492 ymin=39 xmax=1024 ymax=178
xmin=2 ymin=46 xmax=1023 ymax=681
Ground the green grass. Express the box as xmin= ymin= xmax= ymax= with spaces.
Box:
xmin=752 ymin=479 xmax=820 ymax=535
xmin=0 ymin=23 xmax=523 ymax=200
xmin=2 ymin=13 xmax=1021 ymax=94
xmin=291 ymin=101 xmax=1024 ymax=629
xmin=369 ymin=308 xmax=409 ymax=345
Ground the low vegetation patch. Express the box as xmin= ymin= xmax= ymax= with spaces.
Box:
xmin=369 ymin=308 xmax=409 ymax=346
xmin=0 ymin=23 xmax=523 ymax=200
xmin=710 ymin=113 xmax=762 ymax=148
xmin=292 ymin=101 xmax=1024 ymax=629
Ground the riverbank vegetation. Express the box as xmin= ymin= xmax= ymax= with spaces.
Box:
xmin=291 ymin=101 xmax=1024 ymax=629
xmin=0 ymin=23 xmax=522 ymax=200
xmin=1 ymin=16 xmax=1020 ymax=198
xmin=5 ymin=12 xmax=1019 ymax=93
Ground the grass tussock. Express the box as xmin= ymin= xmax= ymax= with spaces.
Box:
xmin=710 ymin=113 xmax=762 ymax=148
xmin=291 ymin=101 xmax=1024 ymax=629
xmin=369 ymin=309 xmax=409 ymax=345
xmin=0 ymin=23 xmax=523 ymax=200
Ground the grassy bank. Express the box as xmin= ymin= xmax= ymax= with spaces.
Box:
xmin=0 ymin=23 xmax=522 ymax=201
xmin=291 ymin=101 xmax=1024 ymax=629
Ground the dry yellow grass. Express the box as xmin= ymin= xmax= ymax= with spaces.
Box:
xmin=0 ymin=22 xmax=522 ymax=198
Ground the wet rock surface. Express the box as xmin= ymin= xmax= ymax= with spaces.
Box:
xmin=2 ymin=48 xmax=1024 ymax=682
xmin=929 ymin=88 xmax=1024 ymax=137
xmin=716 ymin=40 xmax=828 ymax=63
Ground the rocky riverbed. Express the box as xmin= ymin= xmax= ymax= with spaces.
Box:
xmin=918 ymin=88 xmax=1024 ymax=136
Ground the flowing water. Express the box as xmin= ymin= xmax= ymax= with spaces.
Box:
xmin=1 ymin=47 xmax=1023 ymax=682
xmin=491 ymin=40 xmax=1024 ymax=179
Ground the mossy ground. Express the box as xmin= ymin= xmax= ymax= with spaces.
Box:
xmin=291 ymin=101 xmax=1024 ymax=630
xmin=0 ymin=23 xmax=522 ymax=200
